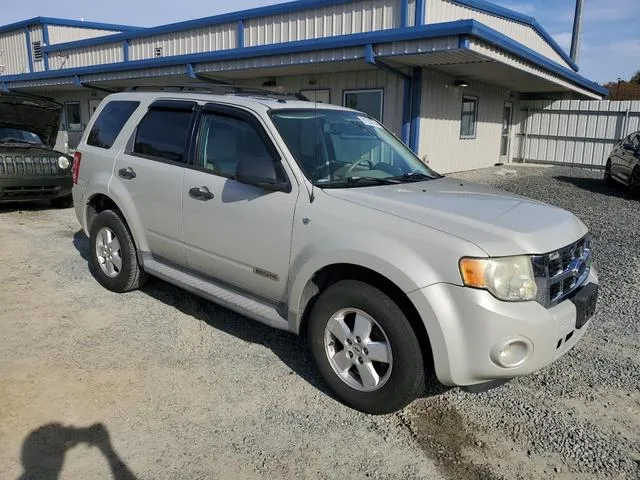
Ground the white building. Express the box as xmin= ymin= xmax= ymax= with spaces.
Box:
xmin=0 ymin=0 xmax=606 ymax=173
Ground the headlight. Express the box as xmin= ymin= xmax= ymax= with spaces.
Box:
xmin=459 ymin=256 xmax=537 ymax=301
xmin=58 ymin=155 xmax=71 ymax=169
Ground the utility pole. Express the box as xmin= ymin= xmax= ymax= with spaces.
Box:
xmin=570 ymin=0 xmax=584 ymax=64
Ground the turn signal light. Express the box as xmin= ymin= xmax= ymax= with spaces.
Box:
xmin=72 ymin=151 xmax=82 ymax=184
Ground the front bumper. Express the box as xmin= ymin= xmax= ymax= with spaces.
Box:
xmin=408 ymin=268 xmax=598 ymax=386
xmin=0 ymin=175 xmax=72 ymax=202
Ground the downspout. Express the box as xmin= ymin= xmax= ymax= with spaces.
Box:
xmin=570 ymin=0 xmax=584 ymax=63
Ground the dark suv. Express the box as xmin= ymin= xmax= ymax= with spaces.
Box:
xmin=0 ymin=92 xmax=73 ymax=207
xmin=604 ymin=130 xmax=640 ymax=190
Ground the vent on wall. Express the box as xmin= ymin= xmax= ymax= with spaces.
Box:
xmin=32 ymin=41 xmax=43 ymax=62
xmin=154 ymin=47 xmax=163 ymax=57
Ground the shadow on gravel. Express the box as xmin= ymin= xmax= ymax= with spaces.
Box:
xmin=72 ymin=230 xmax=448 ymax=406
xmin=554 ymin=175 xmax=639 ymax=200
xmin=0 ymin=200 xmax=53 ymax=213
xmin=18 ymin=422 xmax=136 ymax=480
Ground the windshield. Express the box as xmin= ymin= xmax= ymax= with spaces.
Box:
xmin=270 ymin=109 xmax=440 ymax=187
xmin=0 ymin=127 xmax=43 ymax=145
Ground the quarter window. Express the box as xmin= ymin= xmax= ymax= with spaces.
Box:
xmin=198 ymin=111 xmax=277 ymax=178
xmin=460 ymin=96 xmax=478 ymax=139
xmin=133 ymin=108 xmax=193 ymax=163
xmin=343 ymin=89 xmax=384 ymax=121
xmin=87 ymin=101 xmax=139 ymax=149
xmin=64 ymin=102 xmax=82 ymax=132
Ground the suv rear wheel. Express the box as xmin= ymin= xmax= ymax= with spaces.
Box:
xmin=307 ymin=280 xmax=425 ymax=414
xmin=89 ymin=210 xmax=147 ymax=292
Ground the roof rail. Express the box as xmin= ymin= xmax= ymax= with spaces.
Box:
xmin=124 ymin=84 xmax=309 ymax=102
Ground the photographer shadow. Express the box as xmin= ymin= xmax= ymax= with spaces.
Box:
xmin=18 ymin=422 xmax=136 ymax=480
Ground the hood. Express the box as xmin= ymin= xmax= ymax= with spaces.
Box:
xmin=324 ymin=178 xmax=588 ymax=256
xmin=0 ymin=93 xmax=63 ymax=148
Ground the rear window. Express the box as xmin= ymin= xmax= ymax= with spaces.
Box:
xmin=87 ymin=101 xmax=139 ymax=149
xmin=133 ymin=109 xmax=193 ymax=163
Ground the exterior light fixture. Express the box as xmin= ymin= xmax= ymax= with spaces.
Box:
xmin=454 ymin=79 xmax=469 ymax=88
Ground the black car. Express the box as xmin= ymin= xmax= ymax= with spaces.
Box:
xmin=604 ymin=130 xmax=640 ymax=190
xmin=0 ymin=92 xmax=73 ymax=207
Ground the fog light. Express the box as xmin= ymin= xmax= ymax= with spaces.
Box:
xmin=490 ymin=337 xmax=532 ymax=368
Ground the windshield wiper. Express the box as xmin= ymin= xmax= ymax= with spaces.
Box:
xmin=317 ymin=176 xmax=401 ymax=188
xmin=0 ymin=139 xmax=41 ymax=146
xmin=390 ymin=172 xmax=439 ymax=182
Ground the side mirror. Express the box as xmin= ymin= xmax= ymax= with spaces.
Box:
xmin=235 ymin=157 xmax=290 ymax=192
xmin=622 ymin=142 xmax=636 ymax=151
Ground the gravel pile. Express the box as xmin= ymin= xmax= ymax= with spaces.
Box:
xmin=406 ymin=165 xmax=640 ymax=478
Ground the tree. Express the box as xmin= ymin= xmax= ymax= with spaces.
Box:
xmin=631 ymin=70 xmax=640 ymax=84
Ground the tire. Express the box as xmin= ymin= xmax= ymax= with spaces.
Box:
xmin=603 ymin=160 xmax=615 ymax=186
xmin=307 ymin=280 xmax=425 ymax=414
xmin=89 ymin=209 xmax=147 ymax=293
xmin=630 ymin=165 xmax=640 ymax=193
xmin=51 ymin=195 xmax=73 ymax=209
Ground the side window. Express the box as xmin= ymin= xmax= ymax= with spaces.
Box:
xmin=133 ymin=108 xmax=194 ymax=163
xmin=64 ymin=102 xmax=82 ymax=132
xmin=87 ymin=101 xmax=139 ymax=149
xmin=343 ymin=89 xmax=384 ymax=121
xmin=631 ymin=133 xmax=640 ymax=148
xmin=198 ymin=111 xmax=278 ymax=178
xmin=460 ymin=96 xmax=478 ymax=139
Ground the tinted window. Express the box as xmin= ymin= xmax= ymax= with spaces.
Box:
xmin=133 ymin=109 xmax=193 ymax=163
xmin=460 ymin=96 xmax=478 ymax=139
xmin=198 ymin=112 xmax=277 ymax=178
xmin=343 ymin=90 xmax=383 ymax=121
xmin=64 ymin=102 xmax=82 ymax=131
xmin=87 ymin=101 xmax=139 ymax=149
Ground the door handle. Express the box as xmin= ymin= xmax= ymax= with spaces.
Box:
xmin=118 ymin=167 xmax=136 ymax=180
xmin=189 ymin=186 xmax=214 ymax=201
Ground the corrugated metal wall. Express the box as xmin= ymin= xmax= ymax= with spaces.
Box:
xmin=48 ymin=42 xmax=124 ymax=70
xmin=240 ymin=69 xmax=405 ymax=135
xmin=47 ymin=25 xmax=121 ymax=45
xmin=514 ymin=100 xmax=640 ymax=168
xmin=419 ymin=68 xmax=510 ymax=173
xmin=426 ymin=0 xmax=571 ymax=69
xmin=28 ymin=26 xmax=45 ymax=72
xmin=0 ymin=30 xmax=29 ymax=75
xmin=244 ymin=0 xmax=401 ymax=47
xmin=128 ymin=24 xmax=236 ymax=61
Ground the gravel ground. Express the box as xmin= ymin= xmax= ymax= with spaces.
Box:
xmin=0 ymin=165 xmax=638 ymax=479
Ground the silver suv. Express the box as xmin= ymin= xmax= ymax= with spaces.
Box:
xmin=72 ymin=90 xmax=598 ymax=414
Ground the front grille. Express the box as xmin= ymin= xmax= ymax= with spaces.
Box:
xmin=0 ymin=155 xmax=59 ymax=176
xmin=532 ymin=236 xmax=592 ymax=307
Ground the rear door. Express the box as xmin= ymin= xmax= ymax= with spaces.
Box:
xmin=181 ymin=104 xmax=297 ymax=302
xmin=112 ymin=100 xmax=197 ymax=265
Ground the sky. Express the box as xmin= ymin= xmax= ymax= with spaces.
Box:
xmin=3 ymin=0 xmax=638 ymax=83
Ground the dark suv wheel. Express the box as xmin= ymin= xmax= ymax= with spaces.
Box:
xmin=307 ymin=280 xmax=425 ymax=414
xmin=89 ymin=210 xmax=147 ymax=292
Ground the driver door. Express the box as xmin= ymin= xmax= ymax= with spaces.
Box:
xmin=181 ymin=104 xmax=297 ymax=302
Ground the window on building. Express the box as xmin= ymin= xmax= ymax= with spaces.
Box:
xmin=343 ymin=89 xmax=384 ymax=121
xmin=198 ymin=111 xmax=278 ymax=178
xmin=133 ymin=108 xmax=193 ymax=163
xmin=64 ymin=102 xmax=82 ymax=131
xmin=32 ymin=41 xmax=43 ymax=62
xmin=460 ymin=96 xmax=478 ymax=139
xmin=87 ymin=101 xmax=139 ymax=149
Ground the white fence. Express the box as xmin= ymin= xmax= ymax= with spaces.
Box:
xmin=514 ymin=100 xmax=640 ymax=169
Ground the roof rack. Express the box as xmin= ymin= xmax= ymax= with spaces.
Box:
xmin=125 ymin=84 xmax=309 ymax=102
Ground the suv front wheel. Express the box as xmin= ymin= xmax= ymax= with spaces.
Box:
xmin=307 ymin=280 xmax=425 ymax=414
xmin=89 ymin=210 xmax=147 ymax=292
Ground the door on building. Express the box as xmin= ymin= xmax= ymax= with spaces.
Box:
xmin=500 ymin=101 xmax=513 ymax=163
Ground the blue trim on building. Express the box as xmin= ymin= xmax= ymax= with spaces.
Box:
xmin=0 ymin=16 xmax=139 ymax=35
xmin=1 ymin=20 xmax=607 ymax=97
xmin=458 ymin=35 xmax=470 ymax=49
xmin=123 ymin=39 xmax=130 ymax=62
xmin=364 ymin=44 xmax=375 ymax=64
xmin=24 ymin=27 xmax=33 ymax=73
xmin=448 ymin=0 xmax=578 ymax=71
xmin=415 ymin=0 xmax=426 ymax=26
xmin=42 ymin=24 xmax=50 ymax=70
xmin=402 ymin=76 xmax=412 ymax=145
xmin=400 ymin=0 xmax=409 ymax=27
xmin=409 ymin=67 xmax=422 ymax=153
xmin=185 ymin=63 xmax=197 ymax=79
xmin=1 ymin=82 xmax=9 ymax=92
xmin=237 ymin=20 xmax=245 ymax=49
